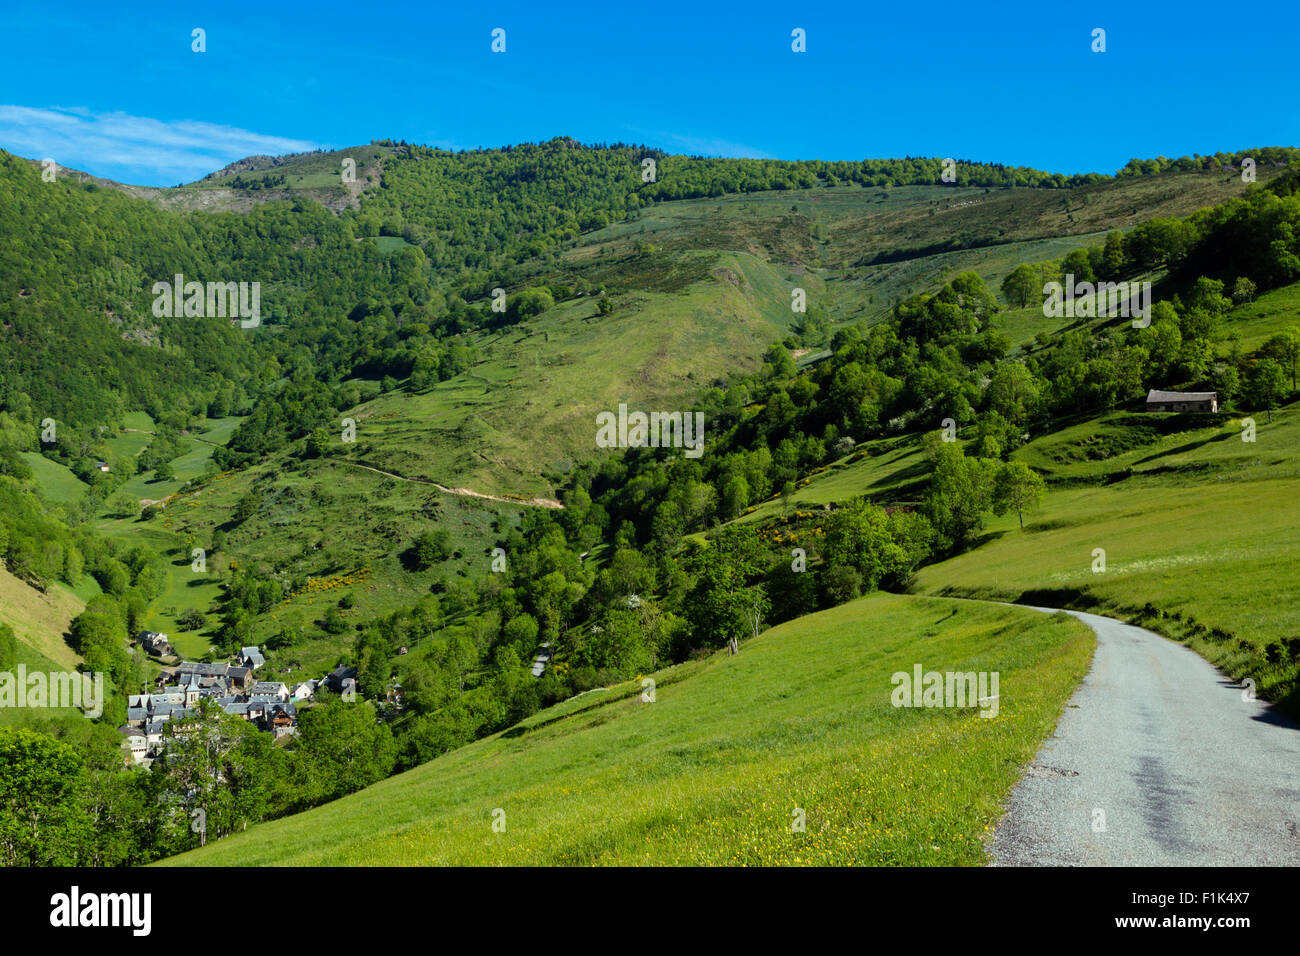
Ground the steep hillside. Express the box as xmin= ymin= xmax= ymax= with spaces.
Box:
xmin=328 ymin=250 xmax=802 ymax=493
xmin=0 ymin=565 xmax=82 ymax=674
xmin=5 ymin=141 xmax=1277 ymax=496
xmin=162 ymin=593 xmax=1093 ymax=866
xmin=707 ymin=280 xmax=1300 ymax=709
xmin=914 ymin=403 xmax=1300 ymax=708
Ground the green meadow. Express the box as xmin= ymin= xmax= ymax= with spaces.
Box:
xmin=0 ymin=567 xmax=88 ymax=728
xmin=0 ymin=567 xmax=83 ymax=674
xmin=80 ymin=415 xmax=248 ymax=660
xmin=735 ymin=437 xmax=931 ymax=526
xmin=1221 ymin=280 xmax=1300 ymax=353
xmin=337 ymin=250 xmax=802 ymax=495
xmin=916 ymin=404 xmax=1300 ymax=707
xmin=727 ymin=400 xmax=1300 ymax=709
xmin=163 ymin=593 xmax=1093 ymax=866
xmin=19 ymin=452 xmax=86 ymax=505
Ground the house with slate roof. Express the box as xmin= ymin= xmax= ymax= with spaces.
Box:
xmin=325 ymin=665 xmax=358 ymax=694
xmin=144 ymin=721 xmax=166 ymax=752
xmin=123 ymin=644 xmax=309 ymax=751
xmin=251 ymin=681 xmax=289 ymax=701
xmin=177 ymin=661 xmax=231 ymax=679
xmin=268 ymin=702 xmax=298 ymax=739
xmin=136 ymin=630 xmax=175 ymax=658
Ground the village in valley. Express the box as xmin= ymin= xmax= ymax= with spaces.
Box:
xmin=118 ymin=631 xmax=363 ymax=767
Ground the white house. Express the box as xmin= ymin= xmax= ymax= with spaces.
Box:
xmin=120 ymin=727 xmax=147 ymax=765
xmin=251 ymin=681 xmax=289 ymax=701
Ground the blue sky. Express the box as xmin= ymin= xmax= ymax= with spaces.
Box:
xmin=0 ymin=0 xmax=1294 ymax=186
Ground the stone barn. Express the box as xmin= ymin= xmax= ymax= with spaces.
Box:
xmin=1145 ymin=389 xmax=1218 ymax=413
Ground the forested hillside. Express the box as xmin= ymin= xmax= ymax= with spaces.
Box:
xmin=2 ymin=137 xmax=1298 ymax=866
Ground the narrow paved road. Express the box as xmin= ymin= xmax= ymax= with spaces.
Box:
xmin=990 ymin=607 xmax=1300 ymax=866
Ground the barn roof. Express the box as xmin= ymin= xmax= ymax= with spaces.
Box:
xmin=1146 ymin=389 xmax=1217 ymax=403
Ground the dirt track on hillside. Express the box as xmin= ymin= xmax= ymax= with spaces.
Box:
xmin=330 ymin=459 xmax=563 ymax=509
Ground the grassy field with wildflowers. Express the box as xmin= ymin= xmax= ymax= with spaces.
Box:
xmin=164 ymin=592 xmax=1092 ymax=866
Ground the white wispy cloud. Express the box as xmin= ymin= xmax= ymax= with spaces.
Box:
xmin=0 ymin=106 xmax=321 ymax=185
xmin=627 ymin=128 xmax=774 ymax=160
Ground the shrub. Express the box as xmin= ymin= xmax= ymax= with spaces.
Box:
xmin=407 ymin=529 xmax=452 ymax=570
xmin=822 ymin=565 xmax=863 ymax=606
xmin=321 ymin=606 xmax=349 ymax=635
xmin=176 ymin=608 xmax=206 ymax=631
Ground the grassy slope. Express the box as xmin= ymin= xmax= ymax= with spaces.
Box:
xmin=74 ymin=415 xmax=246 ymax=661
xmin=918 ymin=284 xmax=1300 ymax=707
xmin=708 ymin=281 xmax=1300 ymax=712
xmin=734 ymin=437 xmax=930 ymax=527
xmin=1222 ymin=281 xmax=1300 ymax=354
xmin=0 ymin=567 xmax=90 ymax=728
xmin=163 ymin=593 xmax=1092 ymax=866
xmin=565 ymin=170 xmax=1275 ymax=324
xmin=342 ymin=171 xmax=1264 ymax=499
xmin=350 ymin=251 xmax=799 ymax=493
xmin=728 ymin=405 xmax=1300 ymax=709
xmin=916 ymin=405 xmax=1300 ymax=707
xmin=0 ymin=565 xmax=82 ymax=672
xmin=77 ymin=146 xmax=394 ymax=213
xmin=19 ymin=453 xmax=87 ymax=504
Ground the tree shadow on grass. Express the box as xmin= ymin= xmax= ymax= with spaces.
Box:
xmin=1013 ymin=587 xmax=1101 ymax=610
xmin=868 ymin=460 xmax=929 ymax=489
xmin=1132 ymin=429 xmax=1232 ymax=466
xmin=499 ymin=690 xmax=636 ymax=739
